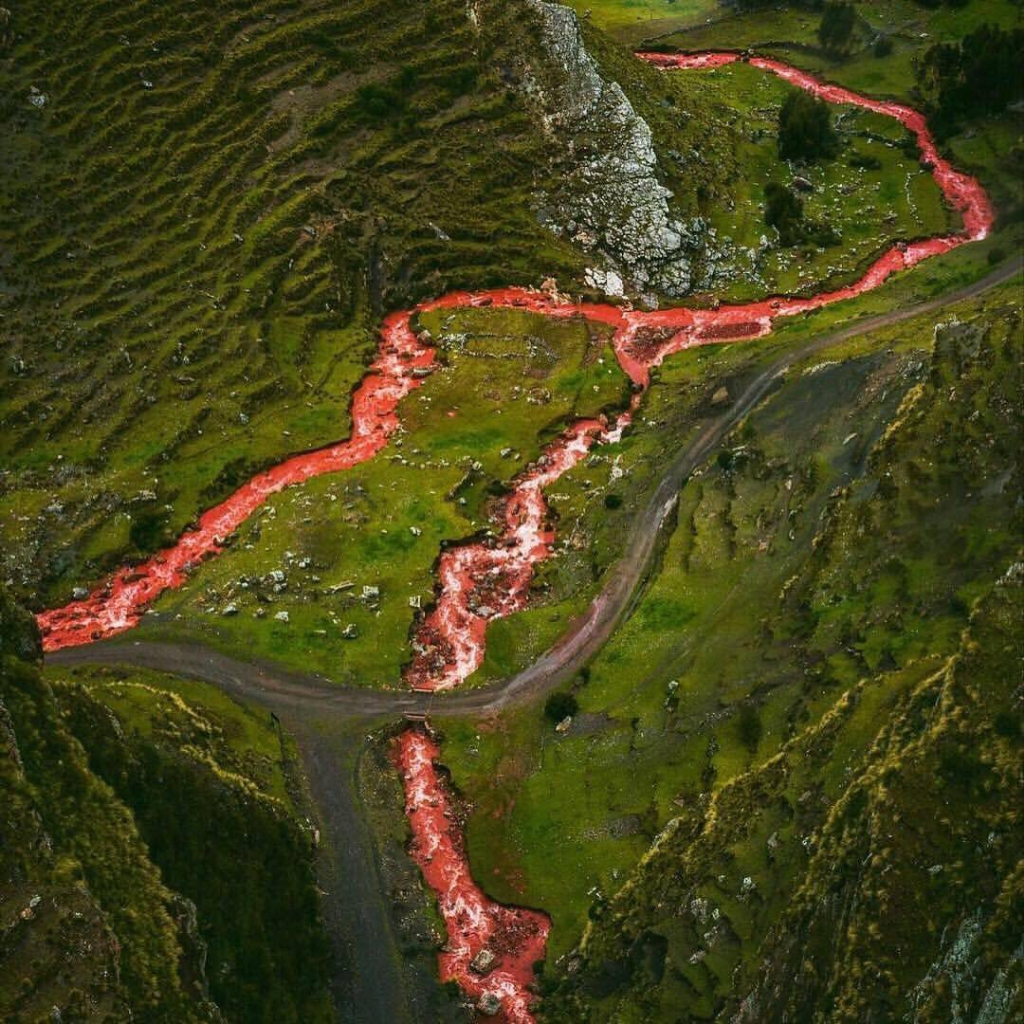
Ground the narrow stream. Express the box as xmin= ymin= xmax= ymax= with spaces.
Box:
xmin=37 ymin=53 xmax=993 ymax=1023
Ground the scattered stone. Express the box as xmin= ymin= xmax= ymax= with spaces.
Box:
xmin=72 ymin=587 xmax=89 ymax=600
xmin=221 ymin=603 xmax=239 ymax=616
xmin=341 ymin=623 xmax=359 ymax=639
xmin=792 ymin=175 xmax=814 ymax=192
xmin=361 ymin=584 xmax=380 ymax=600
xmin=711 ymin=386 xmax=730 ymax=406
xmin=476 ymin=993 xmax=502 ymax=1017
xmin=28 ymin=85 xmax=46 ymax=109
xmin=274 ymin=610 xmax=289 ymax=622
xmin=584 ymin=266 xmax=624 ymax=298
xmin=470 ymin=948 xmax=497 ymax=975
xmin=556 ymin=715 xmax=573 ymax=734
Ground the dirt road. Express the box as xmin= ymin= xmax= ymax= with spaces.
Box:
xmin=46 ymin=256 xmax=1022 ymax=1022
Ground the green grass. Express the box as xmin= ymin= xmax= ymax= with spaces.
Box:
xmin=656 ymin=61 xmax=953 ymax=302
xmin=129 ymin=308 xmax=629 ymax=684
xmin=49 ymin=664 xmax=297 ymax=805
xmin=436 ymin=281 xmax=1022 ymax=968
xmin=563 ymin=0 xmax=720 ymax=45
xmin=650 ymin=1 xmax=1024 ymax=257
xmin=1 ymin=594 xmax=215 ymax=1021
xmin=0 ymin=0 xmax=589 ymax=607
xmin=44 ymin=662 xmax=334 ymax=1024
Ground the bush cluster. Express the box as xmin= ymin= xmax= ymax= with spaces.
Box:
xmin=778 ymin=90 xmax=839 ymax=163
xmin=917 ymin=24 xmax=1024 ymax=138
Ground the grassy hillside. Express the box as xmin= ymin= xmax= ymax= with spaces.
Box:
xmin=47 ymin=664 xmax=335 ymax=1024
xmin=0 ymin=0 xmax=589 ymax=607
xmin=549 ymin=576 xmax=1023 ymax=1022
xmin=435 ymin=280 xmax=1022 ymax=1015
xmin=648 ymin=0 xmax=1024 ymax=253
xmin=134 ymin=307 xmax=630 ymax=683
xmin=0 ymin=592 xmax=219 ymax=1022
xmin=0 ymin=588 xmax=334 ymax=1022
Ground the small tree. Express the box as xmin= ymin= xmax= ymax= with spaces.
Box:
xmin=778 ymin=90 xmax=838 ymax=163
xmin=818 ymin=2 xmax=857 ymax=54
xmin=764 ymin=182 xmax=805 ymax=247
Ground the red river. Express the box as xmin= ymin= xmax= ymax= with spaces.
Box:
xmin=37 ymin=53 xmax=992 ymax=1022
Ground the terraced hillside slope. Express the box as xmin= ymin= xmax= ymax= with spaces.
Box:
xmin=1 ymin=0 xmax=594 ymax=606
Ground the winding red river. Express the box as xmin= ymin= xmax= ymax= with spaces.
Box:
xmin=394 ymin=730 xmax=549 ymax=1021
xmin=37 ymin=53 xmax=992 ymax=1022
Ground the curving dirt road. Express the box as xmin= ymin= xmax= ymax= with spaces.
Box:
xmin=48 ymin=256 xmax=1023 ymax=718
xmin=44 ymin=257 xmax=1022 ymax=1023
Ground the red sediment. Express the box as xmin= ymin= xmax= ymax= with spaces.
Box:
xmin=639 ymin=51 xmax=741 ymax=70
xmin=38 ymin=53 xmax=992 ymax=665
xmin=35 ymin=50 xmax=996 ymax=1019
xmin=36 ymin=311 xmax=434 ymax=650
xmin=404 ymin=414 xmax=629 ymax=691
xmin=394 ymin=729 xmax=549 ymax=1023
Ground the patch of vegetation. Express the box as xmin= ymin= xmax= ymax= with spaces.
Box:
xmin=547 ymin=573 xmax=1023 ymax=1021
xmin=438 ymin=283 xmax=1022 ymax=987
xmin=818 ymin=2 xmax=857 ymax=54
xmin=136 ymin=308 xmax=629 ymax=684
xmin=48 ymin=665 xmax=335 ymax=1024
xmin=917 ymin=23 xmax=1024 ymax=139
xmin=652 ymin=61 xmax=952 ymax=302
xmin=765 ymin=181 xmax=840 ymax=248
xmin=0 ymin=592 xmax=219 ymax=1021
xmin=545 ymin=690 xmax=580 ymax=723
xmin=778 ymin=89 xmax=839 ymax=162
xmin=0 ymin=585 xmax=333 ymax=1022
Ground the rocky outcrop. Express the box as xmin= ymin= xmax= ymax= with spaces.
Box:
xmin=524 ymin=1 xmax=703 ymax=298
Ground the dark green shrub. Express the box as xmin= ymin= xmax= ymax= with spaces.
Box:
xmin=848 ymin=152 xmax=882 ymax=170
xmin=779 ymin=90 xmax=838 ymax=162
xmin=738 ymin=704 xmax=763 ymax=752
xmin=544 ymin=691 xmax=579 ymax=723
xmin=818 ymin=2 xmax=856 ymax=54
xmin=765 ymin=182 xmax=805 ymax=247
